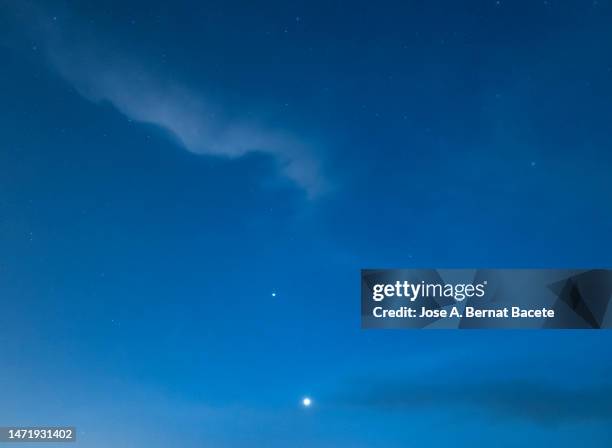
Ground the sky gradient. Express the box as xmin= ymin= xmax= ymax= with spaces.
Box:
xmin=1 ymin=0 xmax=612 ymax=446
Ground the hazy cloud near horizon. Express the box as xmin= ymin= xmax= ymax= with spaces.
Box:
xmin=335 ymin=376 xmax=612 ymax=425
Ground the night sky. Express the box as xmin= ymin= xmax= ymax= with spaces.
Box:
xmin=1 ymin=0 xmax=612 ymax=446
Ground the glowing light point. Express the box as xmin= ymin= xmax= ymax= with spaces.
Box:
xmin=302 ymin=397 xmax=312 ymax=407
xmin=271 ymin=292 xmax=277 ymax=297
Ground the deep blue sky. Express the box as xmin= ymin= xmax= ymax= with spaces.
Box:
xmin=1 ymin=0 xmax=612 ymax=446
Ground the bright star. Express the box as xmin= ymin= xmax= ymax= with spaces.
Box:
xmin=271 ymin=292 xmax=277 ymax=297
xmin=302 ymin=397 xmax=312 ymax=407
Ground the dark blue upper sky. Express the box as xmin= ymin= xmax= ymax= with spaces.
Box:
xmin=1 ymin=0 xmax=612 ymax=446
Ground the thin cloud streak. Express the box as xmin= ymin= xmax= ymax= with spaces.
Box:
xmin=20 ymin=4 xmax=327 ymax=197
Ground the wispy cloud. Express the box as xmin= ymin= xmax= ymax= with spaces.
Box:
xmin=336 ymin=377 xmax=612 ymax=425
xmin=14 ymin=2 xmax=327 ymax=197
